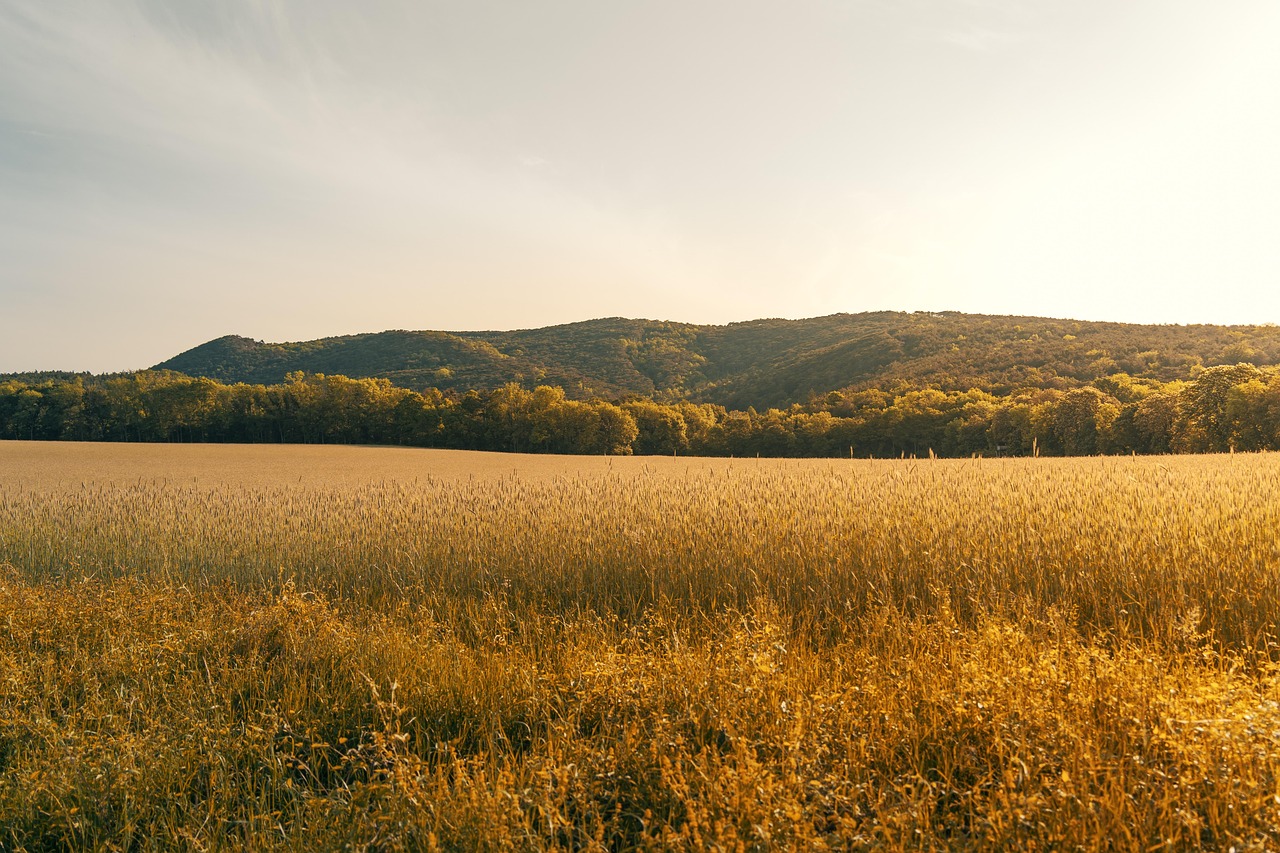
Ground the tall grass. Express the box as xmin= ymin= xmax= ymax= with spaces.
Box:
xmin=1 ymin=445 xmax=1279 ymax=848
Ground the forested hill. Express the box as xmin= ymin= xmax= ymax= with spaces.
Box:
xmin=154 ymin=312 xmax=1280 ymax=408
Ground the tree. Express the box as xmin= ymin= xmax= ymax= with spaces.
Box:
xmin=1181 ymin=364 xmax=1266 ymax=452
xmin=1223 ymin=378 xmax=1280 ymax=452
xmin=1049 ymin=388 xmax=1115 ymax=455
xmin=590 ymin=402 xmax=638 ymax=455
xmin=1132 ymin=390 xmax=1181 ymax=454
xmin=988 ymin=401 xmax=1035 ymax=456
xmin=623 ymin=401 xmax=688 ymax=455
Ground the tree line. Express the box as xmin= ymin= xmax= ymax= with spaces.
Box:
xmin=3 ymin=364 xmax=1280 ymax=457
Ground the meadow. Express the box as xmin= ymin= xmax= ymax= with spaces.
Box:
xmin=2 ymin=442 xmax=1280 ymax=850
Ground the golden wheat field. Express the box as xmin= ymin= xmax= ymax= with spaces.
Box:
xmin=3 ymin=441 xmax=1280 ymax=850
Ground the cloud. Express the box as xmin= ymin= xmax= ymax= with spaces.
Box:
xmin=0 ymin=0 xmax=714 ymax=371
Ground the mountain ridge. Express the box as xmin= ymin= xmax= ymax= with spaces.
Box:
xmin=153 ymin=311 xmax=1280 ymax=408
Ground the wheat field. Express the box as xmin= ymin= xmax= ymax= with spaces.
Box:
xmin=2 ymin=441 xmax=1280 ymax=850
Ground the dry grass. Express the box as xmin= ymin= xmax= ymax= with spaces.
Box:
xmin=2 ymin=443 xmax=1280 ymax=849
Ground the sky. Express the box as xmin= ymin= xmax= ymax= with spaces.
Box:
xmin=3 ymin=1 xmax=1280 ymax=373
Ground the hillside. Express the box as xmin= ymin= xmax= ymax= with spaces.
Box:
xmin=153 ymin=312 xmax=1280 ymax=407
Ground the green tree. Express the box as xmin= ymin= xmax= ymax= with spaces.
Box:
xmin=1181 ymin=364 xmax=1266 ymax=451
xmin=622 ymin=401 xmax=688 ymax=455
xmin=1047 ymin=387 xmax=1121 ymax=455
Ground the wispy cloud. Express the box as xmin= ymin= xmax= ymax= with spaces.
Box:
xmin=0 ymin=0 xmax=712 ymax=370
xmin=4 ymin=0 xmax=1280 ymax=371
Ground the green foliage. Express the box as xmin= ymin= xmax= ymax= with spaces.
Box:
xmin=10 ymin=362 xmax=1280 ymax=458
xmin=1182 ymin=363 xmax=1269 ymax=451
xmin=143 ymin=312 xmax=1280 ymax=409
xmin=622 ymin=401 xmax=689 ymax=455
xmin=23 ymin=310 xmax=1280 ymax=458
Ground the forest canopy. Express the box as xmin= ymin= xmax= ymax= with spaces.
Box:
xmin=149 ymin=312 xmax=1280 ymax=410
xmin=5 ymin=363 xmax=1280 ymax=458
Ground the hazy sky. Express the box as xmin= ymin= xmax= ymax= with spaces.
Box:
xmin=4 ymin=1 xmax=1280 ymax=372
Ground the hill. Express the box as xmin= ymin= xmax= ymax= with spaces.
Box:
xmin=153 ymin=312 xmax=1280 ymax=408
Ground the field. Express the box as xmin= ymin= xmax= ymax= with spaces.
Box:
xmin=3 ymin=442 xmax=1280 ymax=850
